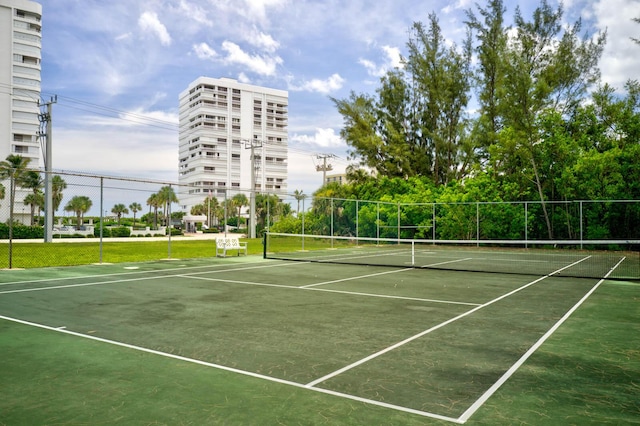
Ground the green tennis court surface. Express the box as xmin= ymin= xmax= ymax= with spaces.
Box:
xmin=1 ymin=256 xmax=638 ymax=424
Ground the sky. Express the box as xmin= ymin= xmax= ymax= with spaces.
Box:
xmin=39 ymin=0 xmax=640 ymax=200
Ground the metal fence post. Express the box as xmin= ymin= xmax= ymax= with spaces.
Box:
xmin=525 ymin=201 xmax=528 ymax=248
xmin=99 ymin=177 xmax=103 ymax=263
xmin=376 ymin=201 xmax=380 ymax=242
xmin=432 ymin=203 xmax=436 ymax=242
xmin=580 ymin=201 xmax=583 ymax=249
xmin=397 ymin=202 xmax=400 ymax=242
xmin=476 ymin=202 xmax=480 ymax=246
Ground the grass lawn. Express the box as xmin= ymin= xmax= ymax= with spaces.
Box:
xmin=0 ymin=237 xmax=263 ymax=269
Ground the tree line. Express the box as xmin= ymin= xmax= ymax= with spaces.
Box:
xmin=190 ymin=192 xmax=291 ymax=232
xmin=329 ymin=0 xmax=639 ymax=240
xmin=0 ymin=156 xmax=182 ymax=231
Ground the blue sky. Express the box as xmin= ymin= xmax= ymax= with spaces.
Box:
xmin=39 ymin=0 xmax=640 ymax=198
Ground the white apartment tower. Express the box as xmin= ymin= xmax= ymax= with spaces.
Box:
xmin=0 ymin=0 xmax=42 ymax=225
xmin=0 ymin=0 xmax=42 ymax=164
xmin=178 ymin=77 xmax=288 ymax=212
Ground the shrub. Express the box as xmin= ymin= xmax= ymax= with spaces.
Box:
xmin=95 ymin=227 xmax=112 ymax=237
xmin=110 ymin=227 xmax=131 ymax=237
xmin=0 ymin=224 xmax=45 ymax=239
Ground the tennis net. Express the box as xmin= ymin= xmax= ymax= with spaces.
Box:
xmin=264 ymin=232 xmax=640 ymax=280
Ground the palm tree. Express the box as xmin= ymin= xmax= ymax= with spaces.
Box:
xmin=0 ymin=183 xmax=5 ymax=205
xmin=156 ymin=186 xmax=178 ymax=226
xmin=232 ymin=193 xmax=248 ymax=228
xmin=129 ymin=202 xmax=142 ymax=227
xmin=0 ymin=155 xmax=31 ymax=229
xmin=205 ymin=195 xmax=220 ymax=226
xmin=111 ymin=203 xmax=129 ymax=226
xmin=146 ymin=193 xmax=161 ymax=229
xmin=293 ymin=189 xmax=307 ymax=216
xmin=221 ymin=198 xmax=235 ymax=228
xmin=190 ymin=204 xmax=205 ymax=215
xmin=20 ymin=170 xmax=43 ymax=225
xmin=52 ymin=175 xmax=67 ymax=212
xmin=64 ymin=196 xmax=92 ymax=229
xmin=23 ymin=192 xmax=44 ymax=225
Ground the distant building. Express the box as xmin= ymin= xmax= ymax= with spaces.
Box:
xmin=0 ymin=0 xmax=42 ymax=224
xmin=325 ymin=173 xmax=347 ymax=185
xmin=0 ymin=0 xmax=42 ymax=164
xmin=178 ymin=77 xmax=288 ymax=213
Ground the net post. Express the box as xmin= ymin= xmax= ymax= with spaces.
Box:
xmin=411 ymin=240 xmax=415 ymax=266
xmin=99 ymin=177 xmax=104 ymax=263
xmin=263 ymin=232 xmax=267 ymax=259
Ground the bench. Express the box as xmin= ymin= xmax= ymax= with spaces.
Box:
xmin=216 ymin=236 xmax=248 ymax=257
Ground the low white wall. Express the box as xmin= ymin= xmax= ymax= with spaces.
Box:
xmin=129 ymin=226 xmax=167 ymax=237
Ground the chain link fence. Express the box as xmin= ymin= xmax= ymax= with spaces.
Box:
xmin=1 ymin=169 xmax=639 ymax=268
xmin=0 ymin=170 xmax=292 ymax=268
xmin=290 ymin=197 xmax=640 ymax=244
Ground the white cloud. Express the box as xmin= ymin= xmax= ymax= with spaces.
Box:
xmin=138 ymin=11 xmax=172 ymax=46
xmin=54 ymin=127 xmax=177 ymax=179
xmin=591 ymin=0 xmax=639 ymax=90
xmin=221 ymin=41 xmax=283 ymax=76
xmin=192 ymin=42 xmax=217 ymax=59
xmin=441 ymin=0 xmax=473 ymax=14
xmin=359 ymin=45 xmax=403 ymax=77
xmin=291 ymin=128 xmax=343 ymax=148
xmin=178 ymin=0 xmax=213 ymax=27
xmin=115 ymin=32 xmax=132 ymax=42
xmin=239 ymin=0 xmax=287 ymax=24
xmin=247 ymin=27 xmax=280 ymax=53
xmin=382 ymin=46 xmax=403 ymax=68
xmin=119 ymin=108 xmax=178 ymax=127
xmin=289 ymin=74 xmax=345 ymax=94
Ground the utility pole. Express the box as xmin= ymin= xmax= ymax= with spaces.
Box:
xmin=245 ymin=138 xmax=262 ymax=239
xmin=316 ymin=154 xmax=335 ymax=186
xmin=38 ymin=95 xmax=57 ymax=243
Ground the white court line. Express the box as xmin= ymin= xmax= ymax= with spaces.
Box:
xmin=0 ymin=314 xmax=461 ymax=424
xmin=1 ymin=259 xmax=478 ymax=306
xmin=0 ymin=261 xmax=308 ymax=295
xmin=304 ymin=256 xmax=592 ymax=389
xmin=419 ymin=258 xmax=474 ymax=267
xmin=300 ymin=267 xmax=414 ymax=288
xmin=0 ymin=258 xmax=273 ymax=287
xmin=458 ymin=256 xmax=625 ymax=423
xmin=182 ymin=274 xmax=480 ymax=306
xmin=293 ymin=248 xmax=411 ymax=263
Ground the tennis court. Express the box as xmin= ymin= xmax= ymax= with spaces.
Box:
xmin=0 ymin=244 xmax=638 ymax=424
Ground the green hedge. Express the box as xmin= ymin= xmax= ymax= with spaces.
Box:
xmin=111 ymin=227 xmax=131 ymax=237
xmin=0 ymin=224 xmax=44 ymax=239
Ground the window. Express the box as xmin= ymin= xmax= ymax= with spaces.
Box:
xmin=13 ymin=134 xmax=32 ymax=142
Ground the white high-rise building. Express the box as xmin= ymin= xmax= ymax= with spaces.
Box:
xmin=178 ymin=77 xmax=288 ymax=213
xmin=0 ymin=0 xmax=42 ymax=164
xmin=0 ymin=0 xmax=42 ymax=225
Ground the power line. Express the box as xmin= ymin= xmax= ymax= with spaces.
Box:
xmin=2 ymin=82 xmax=353 ymax=171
